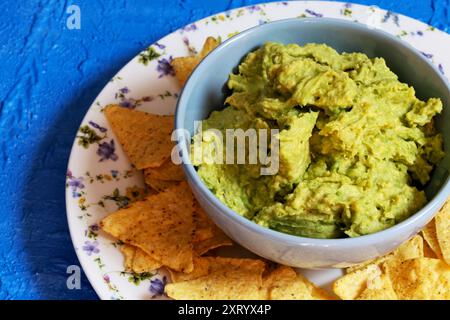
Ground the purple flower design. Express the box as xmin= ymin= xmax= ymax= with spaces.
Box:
xmin=344 ymin=3 xmax=352 ymax=8
xmin=247 ymin=5 xmax=261 ymax=13
xmin=149 ymin=276 xmax=167 ymax=297
xmin=421 ymin=51 xmax=433 ymax=59
xmin=157 ymin=57 xmax=175 ymax=78
xmin=97 ymin=139 xmax=118 ymax=162
xmin=438 ymin=64 xmax=445 ymax=75
xmin=119 ymin=87 xmax=129 ymax=94
xmin=103 ymin=275 xmax=110 ymax=283
xmin=182 ymin=23 xmax=197 ymax=32
xmin=67 ymin=171 xmax=85 ymax=198
xmin=89 ymin=224 xmax=100 ymax=232
xmin=88 ymin=121 xmax=107 ymax=133
xmin=83 ymin=241 xmax=99 ymax=256
xmin=119 ymin=98 xmax=135 ymax=109
xmin=281 ymin=2 xmax=288 ymax=5
xmin=305 ymin=9 xmax=323 ymax=17
xmin=383 ymin=11 xmax=400 ymax=26
xmin=154 ymin=42 xmax=166 ymax=50
xmin=417 ymin=31 xmax=424 ymax=36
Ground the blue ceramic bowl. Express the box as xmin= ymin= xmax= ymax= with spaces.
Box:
xmin=175 ymin=18 xmax=450 ymax=268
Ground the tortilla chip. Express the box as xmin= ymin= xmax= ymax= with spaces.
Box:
xmin=104 ymin=104 xmax=174 ymax=169
xmin=121 ymin=244 xmax=162 ymax=273
xmin=339 ymin=235 xmax=423 ymax=299
xmin=346 ymin=257 xmax=385 ymax=274
xmin=192 ymin=202 xmax=216 ymax=242
xmin=423 ymin=239 xmax=438 ymax=258
xmin=346 ymin=235 xmax=423 ymax=274
xmin=132 ymin=247 xmax=163 ymax=273
xmin=165 ymin=257 xmax=266 ymax=299
xmin=394 ymin=234 xmax=424 ymax=260
xmin=144 ymin=158 xmax=185 ymax=181
xmin=436 ymin=201 xmax=450 ymax=265
xmin=262 ymin=265 xmax=332 ymax=300
xmin=357 ymin=273 xmax=398 ymax=300
xmin=422 ymin=219 xmax=444 ymax=259
xmin=194 ymin=230 xmax=233 ymax=255
xmin=190 ymin=202 xmax=233 ymax=254
xmin=334 ymin=263 xmax=383 ymax=300
xmin=144 ymin=169 xmax=180 ymax=192
xmin=120 ymin=244 xmax=136 ymax=271
xmin=385 ymin=257 xmax=450 ymax=299
xmin=199 ymin=36 xmax=219 ymax=58
xmin=168 ymin=257 xmax=211 ymax=283
xmin=100 ymin=182 xmax=195 ymax=272
xmin=172 ymin=37 xmax=219 ymax=86
xmin=171 ymin=56 xmax=199 ymax=86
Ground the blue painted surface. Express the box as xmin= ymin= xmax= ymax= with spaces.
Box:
xmin=0 ymin=0 xmax=448 ymax=300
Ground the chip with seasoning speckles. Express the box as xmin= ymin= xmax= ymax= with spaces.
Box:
xmin=165 ymin=257 xmax=266 ymax=299
xmin=100 ymin=181 xmax=195 ymax=273
xmin=384 ymin=257 xmax=450 ymax=299
xmin=104 ymin=104 xmax=174 ymax=169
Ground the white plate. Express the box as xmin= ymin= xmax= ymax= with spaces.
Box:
xmin=66 ymin=1 xmax=450 ymax=300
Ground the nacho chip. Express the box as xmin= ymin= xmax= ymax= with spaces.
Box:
xmin=168 ymin=257 xmax=211 ymax=283
xmin=199 ymin=36 xmax=219 ymax=58
xmin=104 ymin=104 xmax=174 ymax=169
xmin=144 ymin=158 xmax=185 ymax=181
xmin=171 ymin=56 xmax=199 ymax=87
xmin=423 ymin=239 xmax=438 ymax=258
xmin=345 ymin=257 xmax=385 ymax=274
xmin=436 ymin=201 xmax=450 ymax=265
xmin=262 ymin=265 xmax=332 ymax=300
xmin=120 ymin=244 xmax=136 ymax=271
xmin=385 ymin=257 xmax=450 ymax=299
xmin=357 ymin=273 xmax=398 ymax=300
xmin=191 ymin=202 xmax=233 ymax=255
xmin=192 ymin=201 xmax=217 ymax=242
xmin=172 ymin=37 xmax=219 ymax=86
xmin=165 ymin=257 xmax=266 ymax=299
xmin=100 ymin=182 xmax=195 ymax=272
xmin=422 ymin=219 xmax=444 ymax=259
xmin=121 ymin=244 xmax=162 ymax=273
xmin=345 ymin=235 xmax=423 ymax=274
xmin=144 ymin=169 xmax=180 ymax=192
xmin=339 ymin=235 xmax=423 ymax=299
xmin=132 ymin=247 xmax=163 ymax=273
xmin=194 ymin=229 xmax=233 ymax=255
xmin=334 ymin=263 xmax=383 ymax=300
xmin=394 ymin=234 xmax=424 ymax=260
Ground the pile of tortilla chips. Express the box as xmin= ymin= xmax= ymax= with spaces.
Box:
xmin=333 ymin=202 xmax=450 ymax=300
xmin=98 ymin=36 xmax=449 ymax=300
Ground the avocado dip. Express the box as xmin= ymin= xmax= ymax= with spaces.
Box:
xmin=192 ymin=42 xmax=445 ymax=239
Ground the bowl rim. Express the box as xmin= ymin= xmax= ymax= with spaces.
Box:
xmin=175 ymin=17 xmax=450 ymax=246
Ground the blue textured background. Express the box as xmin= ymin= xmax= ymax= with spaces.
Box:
xmin=0 ymin=0 xmax=448 ymax=300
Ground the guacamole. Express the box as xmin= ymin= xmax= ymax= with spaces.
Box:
xmin=193 ymin=42 xmax=445 ymax=238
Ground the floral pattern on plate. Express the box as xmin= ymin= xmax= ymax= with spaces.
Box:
xmin=66 ymin=1 xmax=450 ymax=300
